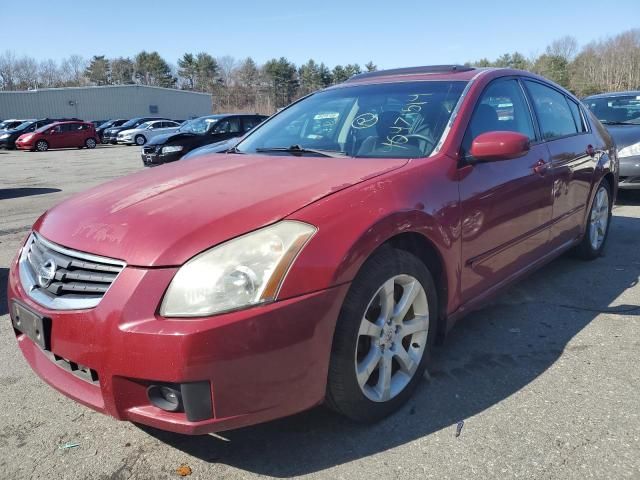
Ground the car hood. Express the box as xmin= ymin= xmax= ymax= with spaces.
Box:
xmin=148 ymin=131 xmax=198 ymax=145
xmin=118 ymin=128 xmax=140 ymax=136
xmin=35 ymin=154 xmax=408 ymax=267
xmin=606 ymin=124 xmax=640 ymax=149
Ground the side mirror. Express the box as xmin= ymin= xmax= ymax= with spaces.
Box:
xmin=469 ymin=131 xmax=530 ymax=161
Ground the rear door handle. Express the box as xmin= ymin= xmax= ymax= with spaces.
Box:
xmin=533 ymin=159 xmax=548 ymax=175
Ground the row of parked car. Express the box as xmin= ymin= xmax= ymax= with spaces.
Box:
xmin=94 ymin=114 xmax=268 ymax=166
xmin=0 ymin=114 xmax=268 ymax=159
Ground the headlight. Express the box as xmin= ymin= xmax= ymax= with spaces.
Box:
xmin=0 ymin=134 xmax=9 ymax=139
xmin=618 ymin=142 xmax=640 ymax=158
xmin=20 ymin=135 xmax=32 ymax=141
xmin=162 ymin=145 xmax=183 ymax=154
xmin=160 ymin=221 xmax=317 ymax=317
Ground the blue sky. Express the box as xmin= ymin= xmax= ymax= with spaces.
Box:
xmin=2 ymin=0 xmax=639 ymax=68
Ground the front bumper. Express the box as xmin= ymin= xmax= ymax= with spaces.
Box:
xmin=117 ymin=137 xmax=134 ymax=145
xmin=8 ymin=248 xmax=348 ymax=434
xmin=15 ymin=140 xmax=35 ymax=150
xmin=0 ymin=138 xmax=15 ymax=149
xmin=618 ymin=154 xmax=640 ymax=189
xmin=141 ymin=147 xmax=182 ymax=166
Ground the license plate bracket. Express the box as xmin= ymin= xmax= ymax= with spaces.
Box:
xmin=11 ymin=301 xmax=50 ymax=350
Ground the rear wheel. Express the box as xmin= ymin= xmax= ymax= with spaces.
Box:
xmin=326 ymin=247 xmax=437 ymax=422
xmin=135 ymin=135 xmax=146 ymax=146
xmin=575 ymin=180 xmax=612 ymax=260
xmin=35 ymin=140 xmax=49 ymax=152
xmin=85 ymin=138 xmax=97 ymax=149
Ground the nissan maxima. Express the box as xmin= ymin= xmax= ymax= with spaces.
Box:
xmin=7 ymin=65 xmax=617 ymax=434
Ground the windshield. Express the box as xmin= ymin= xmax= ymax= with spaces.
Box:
xmin=120 ymin=118 xmax=143 ymax=128
xmin=584 ymin=94 xmax=640 ymax=124
xmin=237 ymin=81 xmax=466 ymax=158
xmin=178 ymin=117 xmax=221 ymax=134
xmin=13 ymin=121 xmax=34 ymax=131
xmin=137 ymin=121 xmax=153 ymax=130
xmin=98 ymin=120 xmax=113 ymax=129
xmin=0 ymin=121 xmax=22 ymax=130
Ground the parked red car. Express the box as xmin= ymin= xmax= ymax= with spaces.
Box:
xmin=16 ymin=121 xmax=99 ymax=151
xmin=7 ymin=65 xmax=617 ymax=434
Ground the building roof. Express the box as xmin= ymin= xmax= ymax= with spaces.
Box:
xmin=0 ymin=84 xmax=211 ymax=97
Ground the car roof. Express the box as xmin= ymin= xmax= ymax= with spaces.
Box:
xmin=338 ymin=65 xmax=481 ymax=87
xmin=584 ymin=91 xmax=640 ymax=100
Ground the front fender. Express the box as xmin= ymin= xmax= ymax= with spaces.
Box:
xmin=280 ymin=162 xmax=462 ymax=315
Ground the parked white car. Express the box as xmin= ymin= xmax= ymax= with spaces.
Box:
xmin=117 ymin=120 xmax=182 ymax=146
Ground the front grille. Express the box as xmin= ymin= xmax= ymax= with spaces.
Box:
xmin=19 ymin=233 xmax=126 ymax=310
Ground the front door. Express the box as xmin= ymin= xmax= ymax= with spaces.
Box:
xmin=458 ymin=78 xmax=554 ymax=303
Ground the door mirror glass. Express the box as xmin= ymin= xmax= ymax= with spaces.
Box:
xmin=470 ymin=131 xmax=530 ymax=161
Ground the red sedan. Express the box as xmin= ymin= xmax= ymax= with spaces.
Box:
xmin=16 ymin=121 xmax=99 ymax=151
xmin=7 ymin=65 xmax=617 ymax=434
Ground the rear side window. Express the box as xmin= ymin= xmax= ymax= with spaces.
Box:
xmin=243 ymin=116 xmax=263 ymax=132
xmin=524 ymin=81 xmax=578 ymax=140
xmin=462 ymin=79 xmax=535 ymax=153
xmin=567 ymin=99 xmax=587 ymax=133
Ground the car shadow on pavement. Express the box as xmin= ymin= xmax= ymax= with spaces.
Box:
xmin=141 ymin=214 xmax=640 ymax=477
xmin=0 ymin=188 xmax=61 ymax=201
xmin=0 ymin=268 xmax=9 ymax=316
xmin=616 ymin=190 xmax=640 ymax=207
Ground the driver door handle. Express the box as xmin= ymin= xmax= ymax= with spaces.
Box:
xmin=533 ymin=159 xmax=548 ymax=175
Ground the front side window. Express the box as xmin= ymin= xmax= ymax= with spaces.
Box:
xmin=237 ymin=81 xmax=466 ymax=158
xmin=213 ymin=118 xmax=241 ymax=134
xmin=462 ymin=79 xmax=535 ymax=153
xmin=243 ymin=116 xmax=264 ymax=132
xmin=524 ymin=80 xmax=578 ymax=140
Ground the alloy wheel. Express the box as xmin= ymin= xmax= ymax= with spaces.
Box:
xmin=36 ymin=141 xmax=48 ymax=152
xmin=589 ymin=186 xmax=609 ymax=250
xmin=355 ymin=274 xmax=429 ymax=402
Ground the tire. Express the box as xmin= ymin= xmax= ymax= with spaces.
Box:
xmin=135 ymin=135 xmax=146 ymax=146
xmin=35 ymin=140 xmax=49 ymax=152
xmin=326 ymin=247 xmax=437 ymax=422
xmin=574 ymin=180 xmax=612 ymax=260
xmin=85 ymin=138 xmax=97 ymax=149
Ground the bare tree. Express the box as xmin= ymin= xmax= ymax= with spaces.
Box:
xmin=546 ymin=35 xmax=579 ymax=61
xmin=61 ymin=54 xmax=87 ymax=86
xmin=0 ymin=50 xmax=17 ymax=90
xmin=217 ymin=55 xmax=237 ymax=87
xmin=38 ymin=59 xmax=62 ymax=87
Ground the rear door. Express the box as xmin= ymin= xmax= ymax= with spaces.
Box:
xmin=459 ymin=77 xmax=554 ymax=303
xmin=523 ymin=80 xmax=596 ymax=248
xmin=63 ymin=123 xmax=83 ymax=147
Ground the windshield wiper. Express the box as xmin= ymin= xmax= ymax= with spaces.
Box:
xmin=256 ymin=144 xmax=348 ymax=158
xmin=600 ymin=120 xmax=637 ymax=126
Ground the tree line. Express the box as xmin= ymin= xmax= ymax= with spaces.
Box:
xmin=0 ymin=29 xmax=638 ymax=114
xmin=468 ymin=29 xmax=640 ymax=97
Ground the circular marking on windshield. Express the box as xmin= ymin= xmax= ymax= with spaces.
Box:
xmin=352 ymin=112 xmax=379 ymax=129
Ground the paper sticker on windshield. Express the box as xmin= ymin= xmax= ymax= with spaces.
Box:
xmin=314 ymin=112 xmax=340 ymax=120
xmin=352 ymin=112 xmax=379 ymax=129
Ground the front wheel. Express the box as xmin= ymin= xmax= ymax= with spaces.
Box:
xmin=35 ymin=140 xmax=49 ymax=152
xmin=135 ymin=135 xmax=146 ymax=146
xmin=575 ymin=180 xmax=612 ymax=260
xmin=326 ymin=247 xmax=437 ymax=422
xmin=85 ymin=138 xmax=97 ymax=149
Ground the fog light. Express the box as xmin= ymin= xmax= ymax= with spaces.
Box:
xmin=147 ymin=384 xmax=183 ymax=412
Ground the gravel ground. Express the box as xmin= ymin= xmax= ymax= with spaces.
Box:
xmin=0 ymin=147 xmax=639 ymax=479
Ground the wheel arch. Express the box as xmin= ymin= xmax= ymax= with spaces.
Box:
xmin=373 ymin=231 xmax=449 ymax=342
